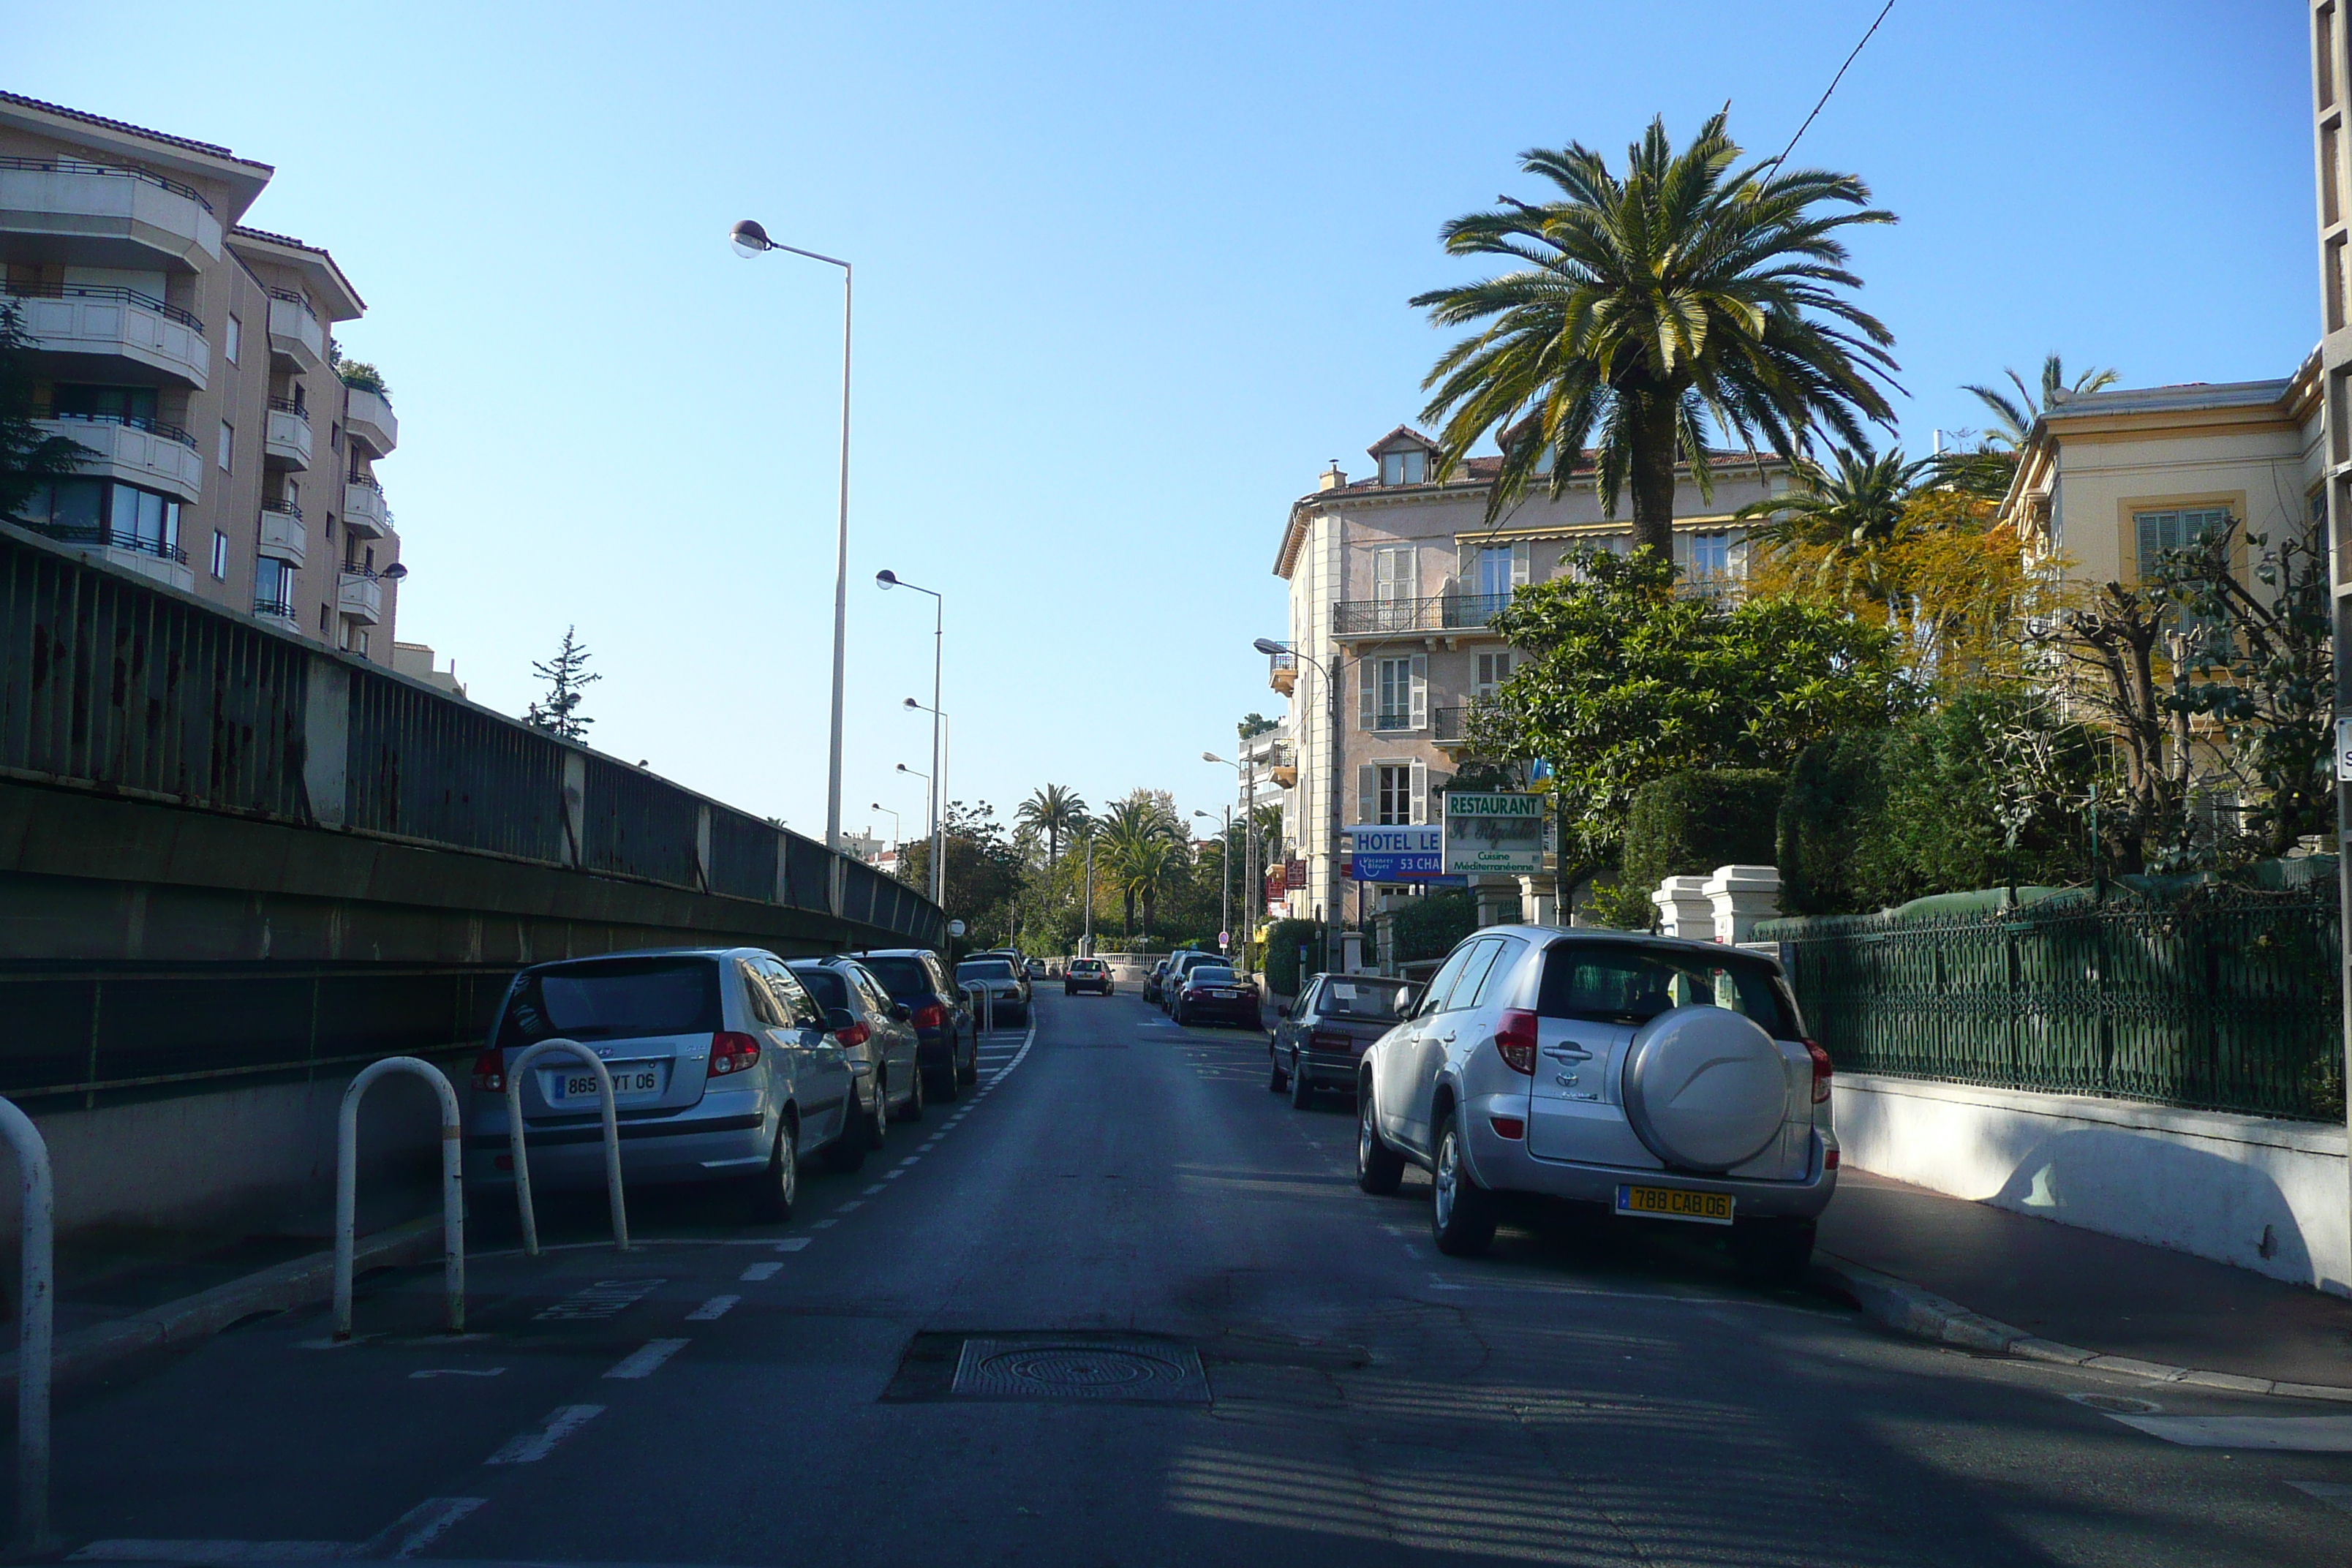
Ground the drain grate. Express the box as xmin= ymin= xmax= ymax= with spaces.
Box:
xmin=949 ymin=1335 xmax=1210 ymax=1403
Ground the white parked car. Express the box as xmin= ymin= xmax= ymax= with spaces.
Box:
xmin=1355 ymin=926 xmax=1837 ymax=1280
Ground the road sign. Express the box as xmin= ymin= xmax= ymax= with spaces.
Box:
xmin=1442 ymin=792 xmax=1545 ymax=875
xmin=948 ymin=919 xmax=966 ymax=937
xmin=1218 ymin=930 xmax=1229 ymax=946
xmin=2338 ymin=716 xmax=2352 ymax=780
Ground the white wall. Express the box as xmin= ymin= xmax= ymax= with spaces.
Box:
xmin=1836 ymin=1072 xmax=2349 ymax=1294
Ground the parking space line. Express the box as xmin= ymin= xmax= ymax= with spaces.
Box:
xmin=897 ymin=1156 xmax=921 ymax=1166
xmin=862 ymin=1184 xmax=885 ymax=1196
xmin=837 ymin=1200 xmax=864 ymax=1212
xmin=486 ymin=1404 xmax=605 ymax=1464
xmin=811 ymin=1217 xmax=839 ymax=1228
xmin=775 ymin=1237 xmax=810 ymax=1251
xmin=739 ymin=1262 xmax=783 ymax=1281
xmin=603 ymin=1339 xmax=691 ymax=1380
xmin=686 ymin=1295 xmax=739 ymax=1321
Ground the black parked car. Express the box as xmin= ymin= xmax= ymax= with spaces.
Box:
xmin=1267 ymin=971 xmax=1416 ymax=1109
xmin=1171 ymin=963 xmax=1260 ymax=1029
xmin=847 ymin=948 xmax=976 ymax=1101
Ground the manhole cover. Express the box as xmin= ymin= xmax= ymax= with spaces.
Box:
xmin=952 ymin=1336 xmax=1209 ymax=1403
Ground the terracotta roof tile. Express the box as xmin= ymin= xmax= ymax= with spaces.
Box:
xmin=0 ymin=89 xmax=269 ymax=169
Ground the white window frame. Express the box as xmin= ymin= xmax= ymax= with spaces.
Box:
xmin=1357 ymin=758 xmax=1431 ymax=826
xmin=217 ymin=420 xmax=233 ymax=472
xmin=225 ymin=314 xmax=241 ymax=365
xmin=1360 ymin=654 xmax=1427 ymax=732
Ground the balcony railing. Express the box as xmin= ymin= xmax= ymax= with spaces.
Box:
xmin=1331 ymin=592 xmax=1510 ymax=636
xmin=1 ymin=279 xmax=203 ymax=333
xmin=252 ymin=596 xmax=295 ymax=620
xmin=260 ymin=498 xmax=303 ymax=521
xmin=266 ymin=287 xmax=316 ymax=321
xmin=31 ymin=524 xmax=188 ymax=565
xmin=1431 ymin=703 xmax=1502 ymax=745
xmin=44 ymin=409 xmax=197 ymax=449
xmin=267 ymin=395 xmax=308 ymax=418
xmin=0 ymin=155 xmax=213 ymax=211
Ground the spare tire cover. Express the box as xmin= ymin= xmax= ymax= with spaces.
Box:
xmin=1621 ymin=1005 xmax=1788 ymax=1172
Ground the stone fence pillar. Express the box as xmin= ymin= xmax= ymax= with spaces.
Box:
xmin=1652 ymin=875 xmax=1714 ymax=939
xmin=1704 ymin=864 xmax=1782 ymax=944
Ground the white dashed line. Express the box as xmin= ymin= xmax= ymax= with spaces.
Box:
xmin=739 ymin=1262 xmax=783 ymax=1281
xmin=486 ymin=1404 xmax=605 ymax=1464
xmin=837 ymin=1201 xmax=864 ymax=1213
xmin=811 ymin=1217 xmax=839 ymax=1228
xmin=686 ymin=1295 xmax=739 ymax=1321
xmin=884 ymin=1169 xmax=905 ymax=1179
xmin=862 ymin=1184 xmax=885 ymax=1196
xmin=897 ymin=1156 xmax=921 ymax=1166
xmin=603 ymin=1338 xmax=691 ymax=1380
xmin=774 ymin=1237 xmax=810 ymax=1251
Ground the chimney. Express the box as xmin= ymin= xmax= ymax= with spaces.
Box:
xmin=1319 ymin=460 xmax=1346 ymax=492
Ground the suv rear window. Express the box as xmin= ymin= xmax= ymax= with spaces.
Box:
xmin=1537 ymin=943 xmax=1790 ymax=1036
xmin=958 ymin=960 xmax=1015 ymax=981
xmin=853 ymin=956 xmax=932 ymax=998
xmin=497 ymin=957 xmax=722 ymax=1048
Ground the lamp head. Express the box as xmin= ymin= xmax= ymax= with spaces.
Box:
xmin=1201 ymin=751 xmax=1224 ymax=764
xmin=875 ymin=569 xmax=898 ymax=588
xmin=382 ymin=562 xmax=410 ymax=581
xmin=1251 ymin=638 xmax=1285 ymax=656
xmin=903 ymin=697 xmax=919 ymax=709
xmin=729 ymin=219 xmax=773 ymax=257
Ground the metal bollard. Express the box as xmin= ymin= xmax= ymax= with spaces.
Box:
xmin=0 ymin=1099 xmax=53 ymax=1551
xmin=503 ymin=1039 xmax=629 ymax=1257
xmin=335 ymin=1058 xmax=464 ymax=1341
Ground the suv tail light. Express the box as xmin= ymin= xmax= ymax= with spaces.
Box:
xmin=834 ymin=1020 xmax=871 ymax=1049
xmin=1494 ymin=1009 xmax=1538 ymax=1075
xmin=1804 ymin=1039 xmax=1833 ymax=1104
xmin=912 ymin=1001 xmax=946 ymax=1031
xmin=708 ymin=1030 xmax=762 ymax=1077
xmin=470 ymin=1047 xmax=505 ymax=1093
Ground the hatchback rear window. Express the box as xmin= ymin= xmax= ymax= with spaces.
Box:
xmin=1537 ymin=943 xmax=1790 ymax=1036
xmin=788 ymin=966 xmax=851 ymax=1011
xmin=1070 ymin=960 xmax=1105 ymax=973
xmin=1189 ymin=966 xmax=1235 ymax=985
xmin=497 ymin=958 xmax=721 ymax=1048
xmin=1319 ymin=978 xmax=1411 ymax=1021
xmin=858 ymin=956 xmax=933 ymax=997
xmin=958 ymin=960 xmax=1015 ymax=981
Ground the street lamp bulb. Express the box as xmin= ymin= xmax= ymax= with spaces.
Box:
xmin=729 ymin=219 xmax=772 ymax=257
xmin=1251 ymin=638 xmax=1286 ymax=656
xmin=1202 ymin=751 xmax=1224 ymax=764
xmin=875 ymin=569 xmax=898 ymax=588
xmin=903 ymin=697 xmax=919 ymax=709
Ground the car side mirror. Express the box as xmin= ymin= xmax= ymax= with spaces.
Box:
xmin=889 ymin=1002 xmax=912 ymax=1022
xmin=824 ymin=1006 xmax=857 ymax=1034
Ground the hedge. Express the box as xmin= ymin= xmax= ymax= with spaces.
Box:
xmin=1390 ymin=888 xmax=1480 ymax=965
xmin=1262 ymin=918 xmax=1324 ymax=998
xmin=1620 ymin=769 xmax=1783 ymax=899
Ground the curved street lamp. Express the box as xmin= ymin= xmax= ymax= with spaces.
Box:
xmin=878 ymin=570 xmax=946 ymax=907
xmin=1254 ymin=637 xmax=1342 ymax=976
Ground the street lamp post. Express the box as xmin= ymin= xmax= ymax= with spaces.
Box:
xmin=876 ymin=570 xmax=945 ymax=907
xmin=895 ymin=763 xmax=932 ymax=901
xmin=731 ymin=219 xmax=852 ymax=853
xmin=1194 ymin=808 xmax=1232 ymax=957
xmin=868 ymin=802 xmax=900 ymax=851
xmin=1202 ymin=750 xmax=1254 ymax=979
xmin=1256 ymin=637 xmax=1343 ymax=979
xmin=1079 ymin=831 xmax=1096 ymax=958
xmin=902 ymin=695 xmax=949 ymax=909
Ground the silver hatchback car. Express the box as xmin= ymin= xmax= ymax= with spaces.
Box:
xmin=1357 ymin=927 xmax=1837 ymax=1280
xmin=465 ymin=947 xmax=861 ymax=1221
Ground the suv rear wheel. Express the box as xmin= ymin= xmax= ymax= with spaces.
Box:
xmin=1430 ymin=1109 xmax=1496 ymax=1257
xmin=1357 ymin=1086 xmax=1405 ymax=1195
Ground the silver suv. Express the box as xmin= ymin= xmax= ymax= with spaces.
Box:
xmin=1356 ymin=927 xmax=1836 ymax=1280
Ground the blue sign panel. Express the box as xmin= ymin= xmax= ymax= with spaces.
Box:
xmin=1343 ymin=826 xmax=1463 ymax=883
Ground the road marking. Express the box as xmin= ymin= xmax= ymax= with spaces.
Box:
xmin=862 ymin=1184 xmax=885 ymax=1196
xmin=532 ymin=1277 xmax=666 ymax=1322
xmin=368 ymin=1496 xmax=488 ymax=1559
xmin=884 ymin=1169 xmax=905 ymax=1178
xmin=686 ymin=1295 xmax=739 ymax=1321
xmin=408 ymin=1368 xmax=505 ymax=1379
xmin=486 ymin=1403 xmax=605 ymax=1464
xmin=739 ymin=1262 xmax=783 ymax=1281
xmin=837 ymin=1201 xmax=864 ymax=1212
xmin=2113 ymin=1414 xmax=2352 ymax=1450
xmin=603 ymin=1338 xmax=691 ymax=1380
xmin=69 ymin=1541 xmax=350 ymax=1561
xmin=2292 ymin=1481 xmax=2352 ymax=1515
xmin=774 ymin=1237 xmax=811 ymax=1251
xmin=811 ymin=1217 xmax=840 ymax=1228
xmin=897 ymin=1156 xmax=921 ymax=1166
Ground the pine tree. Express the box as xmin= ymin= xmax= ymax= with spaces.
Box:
xmin=525 ymin=627 xmax=599 ymax=741
xmin=0 ymin=301 xmax=94 ymax=522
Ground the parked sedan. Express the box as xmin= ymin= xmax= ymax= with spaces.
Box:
xmin=1356 ymin=927 xmax=1837 ymax=1278
xmin=1171 ymin=963 xmax=1259 ymax=1028
xmin=1268 ymin=971 xmax=1417 ymax=1109
xmin=1142 ymin=960 xmax=1171 ymax=1005
xmin=464 ymin=947 xmax=855 ymax=1221
xmin=849 ymin=947 xmax=976 ymax=1101
xmin=956 ymin=955 xmax=1030 ymax=1028
xmin=1064 ymin=957 xmax=1113 ymax=995
xmin=1159 ymin=950 xmax=1222 ymax=1013
xmin=785 ymin=957 xmax=924 ymax=1145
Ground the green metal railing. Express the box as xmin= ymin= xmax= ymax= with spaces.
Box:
xmin=1760 ymin=886 xmax=2342 ymax=1123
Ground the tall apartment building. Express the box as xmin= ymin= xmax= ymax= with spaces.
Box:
xmin=1267 ymin=425 xmax=1785 ymax=930
xmin=1 ymin=92 xmax=402 ymax=658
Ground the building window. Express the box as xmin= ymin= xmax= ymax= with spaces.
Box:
xmin=1688 ymin=530 xmax=1733 ymax=580
xmin=53 ymin=385 xmax=159 ymax=424
xmin=1474 ymin=652 xmax=1511 ymax=700
xmin=218 ymin=421 xmax=233 ymax=472
xmin=12 ymin=478 xmax=181 ymax=560
xmin=320 ymin=605 xmax=330 ymax=633
xmin=211 ymin=530 xmax=228 ymax=579
xmin=1474 ymin=545 xmax=1513 ymax=598
xmin=2133 ymin=508 xmax=2230 ymax=580
xmin=254 ymin=557 xmax=294 ymax=617
xmin=1360 ymin=654 xmax=1426 ymax=731
xmin=1357 ymin=761 xmax=1428 ymax=826
xmin=225 ymin=314 xmax=240 ymax=365
xmin=1379 ymin=448 xmax=1428 ymax=486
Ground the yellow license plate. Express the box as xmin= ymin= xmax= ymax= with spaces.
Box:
xmin=1615 ymin=1184 xmax=1733 ymax=1226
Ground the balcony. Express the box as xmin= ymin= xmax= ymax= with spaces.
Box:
xmin=252 ymin=596 xmax=301 ymax=633
xmin=342 ymin=385 xmax=396 ymax=456
xmin=257 ymin=501 xmax=306 ymax=568
xmin=1330 ymin=592 xmax=1509 ymax=640
xmin=36 ymin=413 xmax=202 ymax=502
xmin=1266 ymin=649 xmax=1296 ymax=696
xmin=266 ymin=290 xmax=324 ymax=373
xmin=30 ymin=522 xmax=194 ymax=594
xmin=337 ymin=570 xmax=385 ymax=626
xmin=263 ymin=399 xmax=313 ymax=471
xmin=1432 ymin=703 xmax=1501 ymax=753
xmin=342 ymin=476 xmax=391 ymax=538
xmin=0 ymin=155 xmax=222 ymax=268
xmin=3 ymin=282 xmax=208 ymax=390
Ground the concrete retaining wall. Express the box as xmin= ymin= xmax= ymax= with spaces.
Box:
xmin=1835 ymin=1071 xmax=2350 ymax=1295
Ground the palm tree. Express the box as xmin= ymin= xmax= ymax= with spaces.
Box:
xmin=1015 ymin=784 xmax=1088 ymax=875
xmin=1964 ymin=353 xmax=2120 ymax=449
xmin=1735 ymin=444 xmax=1936 ymax=600
xmin=1117 ymin=837 xmax=1180 ymax=943
xmin=1414 ymin=112 xmax=1900 ymax=560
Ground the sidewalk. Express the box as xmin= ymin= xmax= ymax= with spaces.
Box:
xmin=1817 ymin=1167 xmax=2352 ymax=1393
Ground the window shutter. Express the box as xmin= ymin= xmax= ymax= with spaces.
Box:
xmin=1458 ymin=541 xmax=1477 ymax=587
xmin=1409 ymin=760 xmax=1428 ymax=825
xmin=1511 ymin=540 xmax=1530 ymax=586
xmin=1409 ymin=655 xmax=1428 ymax=728
xmin=1357 ymin=659 xmax=1375 ymax=730
xmin=1357 ymin=764 xmax=1376 ymax=826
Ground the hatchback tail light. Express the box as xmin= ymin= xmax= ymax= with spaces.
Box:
xmin=1493 ymin=1009 xmax=1538 ymax=1075
xmin=912 ymin=1001 xmax=946 ymax=1031
xmin=470 ymin=1047 xmax=505 ymax=1093
xmin=834 ymin=1020 xmax=871 ymax=1049
xmin=1804 ymin=1039 xmax=1834 ymax=1104
xmin=708 ymin=1030 xmax=762 ymax=1077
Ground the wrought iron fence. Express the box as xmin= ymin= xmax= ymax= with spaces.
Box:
xmin=1760 ymin=886 xmax=2342 ymax=1122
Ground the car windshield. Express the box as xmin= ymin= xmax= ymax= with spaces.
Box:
xmin=496 ymin=957 xmax=721 ymax=1048
xmin=958 ymin=960 xmax=1015 ymax=981
xmin=855 ymin=956 xmax=932 ymax=997
xmin=788 ymin=965 xmax=851 ymax=1011
xmin=1537 ymin=943 xmax=1791 ymax=1036
xmin=1190 ymin=965 xmax=1235 ymax=985
xmin=1317 ymin=977 xmax=1411 ymax=1020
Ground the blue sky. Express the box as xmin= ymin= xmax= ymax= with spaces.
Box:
xmin=10 ymin=1 xmax=2316 ymax=843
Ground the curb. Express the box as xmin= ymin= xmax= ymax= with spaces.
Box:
xmin=1816 ymin=1253 xmax=2352 ymax=1403
xmin=0 ymin=1215 xmax=447 ymax=1396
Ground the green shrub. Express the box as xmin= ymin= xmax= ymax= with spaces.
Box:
xmin=1390 ymin=889 xmax=1479 ymax=964
xmin=1779 ymin=732 xmax=1893 ymax=915
xmin=1262 ymin=918 xmax=1323 ymax=997
xmin=1578 ymin=877 xmax=1657 ymax=930
xmin=1620 ymin=769 xmax=1783 ymax=897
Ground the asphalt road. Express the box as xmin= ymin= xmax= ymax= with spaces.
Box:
xmin=36 ymin=987 xmax=2352 ymax=1566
